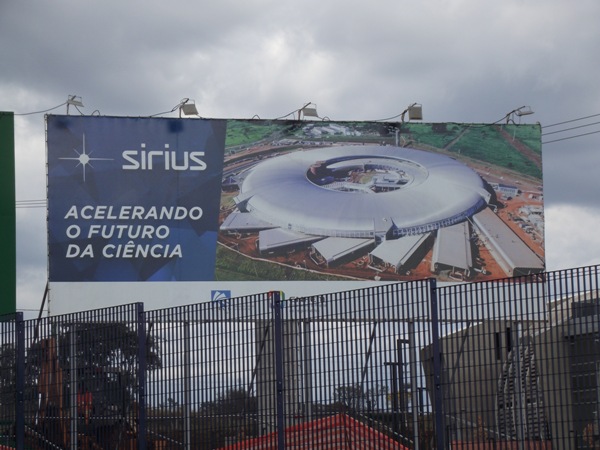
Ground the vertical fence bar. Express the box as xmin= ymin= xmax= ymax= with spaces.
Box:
xmin=303 ymin=320 xmax=313 ymax=423
xmin=136 ymin=302 xmax=147 ymax=450
xmin=69 ymin=327 xmax=77 ymax=450
xmin=429 ymin=278 xmax=445 ymax=450
xmin=272 ymin=292 xmax=285 ymax=450
xmin=15 ymin=312 xmax=24 ymax=450
xmin=409 ymin=320 xmax=420 ymax=450
xmin=183 ymin=321 xmax=191 ymax=450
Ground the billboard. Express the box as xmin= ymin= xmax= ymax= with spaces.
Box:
xmin=0 ymin=112 xmax=16 ymax=315
xmin=47 ymin=116 xmax=544 ymax=313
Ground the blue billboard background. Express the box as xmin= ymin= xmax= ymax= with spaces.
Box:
xmin=47 ymin=115 xmax=226 ymax=281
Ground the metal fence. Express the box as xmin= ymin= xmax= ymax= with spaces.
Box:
xmin=1 ymin=265 xmax=599 ymax=449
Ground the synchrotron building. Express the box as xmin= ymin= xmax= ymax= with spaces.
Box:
xmin=232 ymin=145 xmax=491 ymax=239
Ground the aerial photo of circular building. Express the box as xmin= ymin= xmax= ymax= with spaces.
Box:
xmin=229 ymin=145 xmax=490 ymax=238
xmin=218 ymin=122 xmax=545 ymax=283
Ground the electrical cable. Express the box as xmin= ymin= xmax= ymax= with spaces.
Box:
xmin=542 ymin=129 xmax=600 ymax=145
xmin=541 ymin=120 xmax=600 ymax=136
xmin=14 ymin=101 xmax=68 ymax=116
xmin=373 ymin=112 xmax=405 ymax=122
xmin=274 ymin=105 xmax=305 ymax=120
xmin=149 ymin=98 xmax=190 ymax=117
xmin=542 ymin=113 xmax=600 ymax=129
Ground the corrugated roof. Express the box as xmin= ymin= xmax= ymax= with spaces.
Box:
xmin=432 ymin=221 xmax=472 ymax=271
xmin=218 ymin=413 xmax=408 ymax=450
xmin=370 ymin=233 xmax=430 ymax=269
xmin=258 ymin=228 xmax=322 ymax=252
xmin=472 ymin=208 xmax=544 ymax=276
xmin=312 ymin=237 xmax=374 ymax=265
xmin=220 ymin=212 xmax=276 ymax=232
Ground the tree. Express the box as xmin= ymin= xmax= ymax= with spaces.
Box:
xmin=202 ymin=388 xmax=257 ymax=416
xmin=196 ymin=389 xmax=258 ymax=449
xmin=25 ymin=322 xmax=162 ymax=426
xmin=334 ymin=383 xmax=388 ymax=412
xmin=0 ymin=343 xmax=16 ymax=419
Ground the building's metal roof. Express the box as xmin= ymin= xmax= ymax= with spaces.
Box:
xmin=258 ymin=228 xmax=322 ymax=253
xmin=370 ymin=233 xmax=430 ymax=269
xmin=431 ymin=221 xmax=472 ymax=271
xmin=311 ymin=237 xmax=374 ymax=265
xmin=220 ymin=211 xmax=275 ymax=232
xmin=472 ymin=207 xmax=544 ymax=276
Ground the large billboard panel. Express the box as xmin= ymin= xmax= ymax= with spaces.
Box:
xmin=47 ymin=116 xmax=544 ymax=313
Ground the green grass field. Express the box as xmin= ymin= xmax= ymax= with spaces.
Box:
xmin=403 ymin=123 xmax=542 ymax=179
xmin=215 ymin=245 xmax=349 ymax=281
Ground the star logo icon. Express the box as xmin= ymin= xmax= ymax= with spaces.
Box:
xmin=60 ymin=134 xmax=113 ymax=181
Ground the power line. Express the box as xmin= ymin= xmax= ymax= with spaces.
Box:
xmin=541 ymin=120 xmax=600 ymax=136
xmin=542 ymin=112 xmax=600 ymax=129
xmin=14 ymin=102 xmax=67 ymax=116
xmin=542 ymin=129 xmax=600 ymax=145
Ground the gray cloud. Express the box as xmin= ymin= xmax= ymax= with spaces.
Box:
xmin=2 ymin=0 xmax=600 ymax=311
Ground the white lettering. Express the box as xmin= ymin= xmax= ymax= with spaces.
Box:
xmin=66 ymin=244 xmax=94 ymax=258
xmin=102 ymin=243 xmax=182 ymax=259
xmin=64 ymin=206 xmax=203 ymax=221
xmin=121 ymin=148 xmax=207 ymax=171
xmin=66 ymin=225 xmax=81 ymax=239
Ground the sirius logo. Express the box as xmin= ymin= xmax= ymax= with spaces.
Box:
xmin=122 ymin=143 xmax=207 ymax=171
xmin=59 ymin=134 xmax=113 ymax=182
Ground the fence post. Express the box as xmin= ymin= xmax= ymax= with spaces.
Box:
xmin=15 ymin=312 xmax=24 ymax=450
xmin=136 ymin=303 xmax=147 ymax=450
xmin=272 ymin=292 xmax=286 ymax=450
xmin=429 ymin=279 xmax=446 ymax=450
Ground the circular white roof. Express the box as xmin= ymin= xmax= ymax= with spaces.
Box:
xmin=237 ymin=145 xmax=490 ymax=237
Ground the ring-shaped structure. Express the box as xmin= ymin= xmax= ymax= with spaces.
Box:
xmin=235 ymin=145 xmax=490 ymax=238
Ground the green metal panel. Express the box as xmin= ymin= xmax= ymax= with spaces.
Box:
xmin=0 ymin=112 xmax=16 ymax=314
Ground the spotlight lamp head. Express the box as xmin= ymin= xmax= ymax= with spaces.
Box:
xmin=66 ymin=95 xmax=84 ymax=114
xmin=505 ymin=105 xmax=535 ymax=124
xmin=299 ymin=102 xmax=319 ymax=120
xmin=401 ymin=103 xmax=423 ymax=122
xmin=179 ymin=98 xmax=199 ymax=117
xmin=515 ymin=106 xmax=534 ymax=117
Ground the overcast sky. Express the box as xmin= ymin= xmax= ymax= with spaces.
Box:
xmin=1 ymin=0 xmax=600 ymax=315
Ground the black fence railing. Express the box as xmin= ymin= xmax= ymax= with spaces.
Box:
xmin=0 ymin=265 xmax=599 ymax=449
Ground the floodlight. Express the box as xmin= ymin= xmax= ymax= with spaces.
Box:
xmin=407 ymin=103 xmax=423 ymax=121
xmin=400 ymin=103 xmax=423 ymax=122
xmin=505 ymin=105 xmax=535 ymax=124
xmin=515 ymin=106 xmax=534 ymax=117
xmin=179 ymin=99 xmax=199 ymax=117
xmin=302 ymin=105 xmax=319 ymax=118
xmin=66 ymin=95 xmax=84 ymax=114
xmin=298 ymin=102 xmax=319 ymax=120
